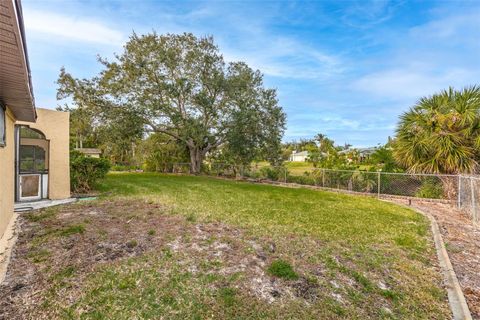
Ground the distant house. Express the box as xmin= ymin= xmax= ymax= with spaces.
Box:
xmin=289 ymin=150 xmax=309 ymax=162
xmin=357 ymin=147 xmax=377 ymax=161
xmin=339 ymin=147 xmax=378 ymax=162
xmin=75 ymin=148 xmax=102 ymax=158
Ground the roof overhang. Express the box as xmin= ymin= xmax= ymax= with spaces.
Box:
xmin=0 ymin=0 xmax=36 ymax=122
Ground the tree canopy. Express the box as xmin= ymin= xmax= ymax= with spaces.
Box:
xmin=57 ymin=32 xmax=286 ymax=173
xmin=394 ymin=86 xmax=480 ymax=174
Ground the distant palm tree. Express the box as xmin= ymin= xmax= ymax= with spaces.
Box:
xmin=370 ymin=146 xmax=396 ymax=172
xmin=394 ymin=86 xmax=480 ymax=174
xmin=351 ymin=171 xmax=376 ymax=193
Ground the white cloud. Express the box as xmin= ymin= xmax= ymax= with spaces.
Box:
xmin=340 ymin=0 xmax=396 ymax=29
xmin=409 ymin=11 xmax=480 ymax=42
xmin=352 ymin=67 xmax=476 ymax=100
xmin=222 ymin=37 xmax=343 ymax=80
xmin=24 ymin=10 xmax=124 ymax=45
xmin=352 ymin=9 xmax=480 ymax=102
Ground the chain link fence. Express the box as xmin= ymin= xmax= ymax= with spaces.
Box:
xmin=139 ymin=161 xmax=479 ymax=225
xmin=458 ymin=175 xmax=480 ymax=225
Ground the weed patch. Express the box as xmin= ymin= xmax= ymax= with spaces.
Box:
xmin=267 ymin=260 xmax=299 ymax=280
xmin=59 ymin=224 xmax=85 ymax=237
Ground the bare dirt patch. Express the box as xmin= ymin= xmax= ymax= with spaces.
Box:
xmin=0 ymin=200 xmax=331 ymax=319
xmin=390 ymin=199 xmax=480 ymax=319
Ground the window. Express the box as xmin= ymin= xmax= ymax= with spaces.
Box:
xmin=0 ymin=104 xmax=5 ymax=147
xmin=19 ymin=145 xmax=46 ymax=173
xmin=20 ymin=126 xmax=45 ymax=139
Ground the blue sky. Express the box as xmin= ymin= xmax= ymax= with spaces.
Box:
xmin=22 ymin=0 xmax=480 ymax=147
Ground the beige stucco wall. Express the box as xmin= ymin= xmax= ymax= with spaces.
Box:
xmin=17 ymin=108 xmax=70 ymax=200
xmin=0 ymin=108 xmax=16 ymax=239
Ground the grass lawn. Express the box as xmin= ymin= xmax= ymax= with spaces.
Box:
xmin=255 ymin=161 xmax=316 ymax=176
xmin=284 ymin=161 xmax=315 ymax=176
xmin=1 ymin=173 xmax=450 ymax=319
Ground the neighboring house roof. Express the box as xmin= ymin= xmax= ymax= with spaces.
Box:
xmin=357 ymin=147 xmax=377 ymax=155
xmin=339 ymin=147 xmax=378 ymax=156
xmin=0 ymin=0 xmax=36 ymax=121
xmin=75 ymin=148 xmax=102 ymax=155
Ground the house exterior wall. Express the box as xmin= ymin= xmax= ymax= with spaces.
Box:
xmin=17 ymin=108 xmax=70 ymax=200
xmin=289 ymin=153 xmax=309 ymax=162
xmin=291 ymin=154 xmax=307 ymax=162
xmin=0 ymin=108 xmax=16 ymax=239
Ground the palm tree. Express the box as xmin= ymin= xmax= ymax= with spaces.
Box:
xmin=351 ymin=171 xmax=376 ymax=193
xmin=370 ymin=146 xmax=396 ymax=172
xmin=394 ymin=86 xmax=480 ymax=174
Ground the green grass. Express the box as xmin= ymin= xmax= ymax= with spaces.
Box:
xmin=267 ymin=260 xmax=299 ymax=280
xmin=26 ymin=207 xmax=58 ymax=222
xmin=59 ymin=224 xmax=85 ymax=237
xmin=284 ymin=161 xmax=316 ymax=176
xmin=99 ymin=173 xmax=428 ymax=247
xmin=63 ymin=253 xmax=341 ymax=319
xmin=37 ymin=172 xmax=447 ymax=319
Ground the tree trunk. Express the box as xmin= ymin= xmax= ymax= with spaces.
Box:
xmin=189 ymin=147 xmax=204 ymax=174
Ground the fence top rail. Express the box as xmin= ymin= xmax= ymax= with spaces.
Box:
xmin=165 ymin=162 xmax=472 ymax=178
xmin=245 ymin=166 xmax=459 ymax=178
xmin=319 ymin=168 xmax=457 ymax=177
xmin=372 ymin=171 xmax=458 ymax=178
xmin=460 ymin=175 xmax=480 ymax=180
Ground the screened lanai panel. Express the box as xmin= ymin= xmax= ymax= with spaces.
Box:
xmin=20 ymin=126 xmax=45 ymax=139
xmin=19 ymin=145 xmax=46 ymax=172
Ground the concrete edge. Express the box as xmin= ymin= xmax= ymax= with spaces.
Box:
xmin=0 ymin=212 xmax=19 ymax=284
xmin=14 ymin=198 xmax=78 ymax=212
xmin=384 ymin=200 xmax=472 ymax=320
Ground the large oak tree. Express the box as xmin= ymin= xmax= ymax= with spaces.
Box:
xmin=57 ymin=32 xmax=286 ymax=173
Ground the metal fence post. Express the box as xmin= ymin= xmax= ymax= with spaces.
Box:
xmin=284 ymin=167 xmax=287 ymax=183
xmin=377 ymin=172 xmax=381 ymax=198
xmin=457 ymin=175 xmax=461 ymax=209
xmin=322 ymin=169 xmax=325 ymax=187
xmin=470 ymin=177 xmax=477 ymax=224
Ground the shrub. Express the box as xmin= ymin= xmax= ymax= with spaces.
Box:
xmin=415 ymin=179 xmax=443 ymax=199
xmin=287 ymin=174 xmax=316 ymax=186
xmin=70 ymin=150 xmax=110 ymax=193
xmin=259 ymin=166 xmax=287 ymax=181
xmin=267 ymin=259 xmax=298 ymax=280
xmin=242 ymin=169 xmax=261 ymax=179
xmin=110 ymin=164 xmax=138 ymax=172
